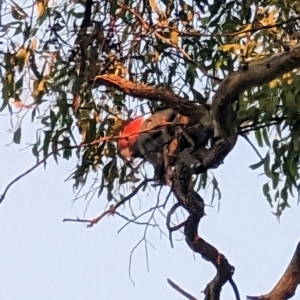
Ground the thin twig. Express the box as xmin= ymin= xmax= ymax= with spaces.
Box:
xmin=240 ymin=133 xmax=263 ymax=160
xmin=238 ymin=117 xmax=285 ymax=133
xmin=167 ymin=278 xmax=198 ymax=300
xmin=128 ymin=198 xmax=159 ymax=283
xmin=117 ymin=202 xmax=163 ymax=233
xmin=128 ymin=239 xmax=143 ymax=286
xmin=115 ymin=211 xmax=158 ymax=228
xmin=63 ymin=178 xmax=155 ymax=227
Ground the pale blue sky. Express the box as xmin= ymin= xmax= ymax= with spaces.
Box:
xmin=0 ymin=114 xmax=300 ymax=300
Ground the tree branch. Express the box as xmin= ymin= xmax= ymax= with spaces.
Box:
xmin=182 ymin=206 xmax=235 ymax=300
xmin=247 ymin=241 xmax=300 ymax=300
xmin=211 ymin=45 xmax=300 ymax=137
xmin=229 ymin=278 xmax=241 ymax=300
xmin=203 ymin=45 xmax=300 ymax=171
xmin=167 ymin=278 xmax=198 ymax=300
xmin=93 ymin=74 xmax=209 ymax=116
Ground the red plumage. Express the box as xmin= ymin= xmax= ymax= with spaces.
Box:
xmin=117 ymin=114 xmax=150 ymax=160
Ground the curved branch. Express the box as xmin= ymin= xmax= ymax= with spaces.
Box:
xmin=204 ymin=45 xmax=300 ymax=170
xmin=212 ymin=45 xmax=300 ymax=138
xmin=94 ymin=74 xmax=209 ymax=116
xmin=247 ymin=241 xmax=300 ymax=300
xmin=94 ymin=48 xmax=300 ymax=171
xmin=166 ymin=202 xmax=182 ymax=248
xmin=184 ymin=215 xmax=234 ymax=300
xmin=170 ymin=172 xmax=235 ymax=300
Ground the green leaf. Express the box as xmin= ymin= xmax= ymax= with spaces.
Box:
xmin=262 ymin=182 xmax=272 ymax=206
xmin=119 ymin=165 xmax=127 ymax=185
xmin=50 ymin=109 xmax=57 ymax=131
xmin=287 ymin=150 xmax=297 ymax=178
xmin=249 ymin=159 xmax=264 ymax=170
xmin=98 ymin=174 xmax=105 ymax=198
xmin=103 ymin=159 xmax=118 ymax=183
xmin=271 ymin=172 xmax=279 ymax=189
xmin=263 ymin=182 xmax=269 ymax=196
xmin=32 ymin=143 xmax=39 ymax=159
xmin=13 ymin=127 xmax=21 ymax=144
xmin=292 ymin=129 xmax=300 ymax=152
xmin=31 ymin=107 xmax=37 ymax=123
xmin=211 ymin=174 xmax=221 ymax=202
xmin=198 ymin=172 xmax=208 ymax=189
xmin=263 ymin=152 xmax=272 ymax=178
xmin=262 ymin=128 xmax=271 ymax=147
xmin=1 ymin=73 xmax=15 ymax=112
xmin=255 ymin=129 xmax=263 ymax=147
xmin=43 ymin=130 xmax=52 ymax=168
xmin=281 ymin=186 xmax=288 ymax=205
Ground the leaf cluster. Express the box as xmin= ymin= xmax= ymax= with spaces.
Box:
xmin=1 ymin=0 xmax=300 ymax=210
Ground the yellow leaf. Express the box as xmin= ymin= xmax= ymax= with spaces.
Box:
xmin=165 ymin=0 xmax=174 ymax=17
xmin=6 ymin=73 xmax=13 ymax=83
xmin=169 ymin=22 xmax=178 ymax=45
xmin=148 ymin=0 xmax=164 ymax=17
xmin=269 ymin=79 xmax=279 ymax=88
xmin=293 ymin=1 xmax=300 ymax=12
xmin=237 ymin=24 xmax=252 ymax=37
xmin=32 ymin=79 xmax=46 ymax=102
xmin=95 ymin=115 xmax=101 ymax=123
xmin=144 ymin=52 xmax=152 ymax=63
xmin=179 ymin=0 xmax=191 ymax=11
xmin=16 ymin=47 xmax=30 ymax=72
xmin=30 ymin=37 xmax=38 ymax=51
xmin=267 ymin=9 xmax=277 ymax=25
xmin=37 ymin=0 xmax=49 ymax=17
xmin=110 ymin=116 xmax=126 ymax=136
xmin=154 ymin=49 xmax=160 ymax=62
xmin=170 ymin=30 xmax=178 ymax=45
xmin=149 ymin=0 xmax=157 ymax=10
xmin=283 ymin=73 xmax=293 ymax=84
xmin=244 ymin=40 xmax=257 ymax=57
xmin=218 ymin=44 xmax=240 ymax=54
xmin=186 ymin=12 xmax=193 ymax=22
xmin=37 ymin=79 xmax=46 ymax=92
xmin=215 ymin=60 xmax=222 ymax=70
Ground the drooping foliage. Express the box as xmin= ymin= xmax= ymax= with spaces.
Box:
xmin=1 ymin=0 xmax=300 ymax=212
